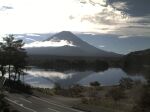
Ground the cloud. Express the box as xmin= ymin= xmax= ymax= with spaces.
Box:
xmin=107 ymin=0 xmax=150 ymax=17
xmin=24 ymin=40 xmax=76 ymax=48
xmin=118 ymin=35 xmax=132 ymax=39
xmin=99 ymin=45 xmax=105 ymax=48
xmin=79 ymin=0 xmax=107 ymax=6
xmin=82 ymin=32 xmax=96 ymax=35
xmin=25 ymin=38 xmax=37 ymax=42
xmin=26 ymin=70 xmax=74 ymax=79
xmin=15 ymin=35 xmax=25 ymax=38
xmin=26 ymin=34 xmax=40 ymax=37
xmin=79 ymin=0 xmax=150 ymax=36
xmin=111 ymin=2 xmax=128 ymax=10
xmin=69 ymin=15 xmax=75 ymax=20
xmin=0 ymin=6 xmax=13 ymax=11
xmin=0 ymin=0 xmax=149 ymax=37
xmin=80 ymin=0 xmax=129 ymax=24
xmin=88 ymin=0 xmax=107 ymax=6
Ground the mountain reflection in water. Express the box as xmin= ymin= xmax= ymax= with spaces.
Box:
xmin=21 ymin=68 xmax=146 ymax=88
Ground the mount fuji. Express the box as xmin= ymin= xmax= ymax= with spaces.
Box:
xmin=25 ymin=31 xmax=120 ymax=57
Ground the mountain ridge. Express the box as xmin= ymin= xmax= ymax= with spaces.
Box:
xmin=26 ymin=31 xmax=121 ymax=57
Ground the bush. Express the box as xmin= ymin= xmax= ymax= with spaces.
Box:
xmin=107 ymin=88 xmax=125 ymax=102
xmin=53 ymin=83 xmax=62 ymax=94
xmin=0 ymin=94 xmax=9 ymax=112
xmin=69 ymin=84 xmax=83 ymax=97
xmin=3 ymin=108 xmax=10 ymax=112
xmin=81 ymin=97 xmax=89 ymax=104
xmin=119 ymin=77 xmax=134 ymax=89
xmin=132 ymin=85 xmax=150 ymax=112
xmin=4 ymin=79 xmax=32 ymax=94
xmin=90 ymin=81 xmax=100 ymax=87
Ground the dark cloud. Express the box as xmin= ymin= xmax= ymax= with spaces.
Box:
xmin=119 ymin=25 xmax=150 ymax=30
xmin=0 ymin=6 xmax=13 ymax=11
xmin=88 ymin=0 xmax=108 ymax=7
xmin=69 ymin=15 xmax=75 ymax=20
xmin=134 ymin=17 xmax=150 ymax=25
xmin=107 ymin=0 xmax=150 ymax=17
xmin=81 ymin=8 xmax=126 ymax=25
xmin=79 ymin=0 xmax=108 ymax=6
xmin=79 ymin=0 xmax=87 ymax=4
xmin=81 ymin=14 xmax=116 ymax=25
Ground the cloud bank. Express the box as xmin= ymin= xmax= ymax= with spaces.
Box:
xmin=24 ymin=40 xmax=76 ymax=48
xmin=0 ymin=0 xmax=149 ymax=37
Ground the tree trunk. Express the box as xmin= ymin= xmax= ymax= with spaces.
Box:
xmin=18 ymin=72 xmax=21 ymax=81
xmin=8 ymin=64 xmax=11 ymax=80
xmin=0 ymin=66 xmax=6 ymax=77
xmin=14 ymin=72 xmax=17 ymax=81
xmin=2 ymin=71 xmax=5 ymax=77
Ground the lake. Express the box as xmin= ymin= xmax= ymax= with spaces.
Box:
xmin=20 ymin=68 xmax=146 ymax=88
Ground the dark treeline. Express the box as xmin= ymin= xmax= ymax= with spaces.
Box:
xmin=27 ymin=54 xmax=123 ymax=71
xmin=121 ymin=48 xmax=150 ymax=77
xmin=123 ymin=49 xmax=150 ymax=68
xmin=29 ymin=58 xmax=109 ymax=72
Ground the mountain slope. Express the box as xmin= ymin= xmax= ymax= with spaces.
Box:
xmin=123 ymin=48 xmax=150 ymax=67
xmin=26 ymin=31 xmax=120 ymax=57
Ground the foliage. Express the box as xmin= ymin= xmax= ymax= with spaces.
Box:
xmin=28 ymin=58 xmax=109 ymax=72
xmin=123 ymin=49 xmax=150 ymax=68
xmin=0 ymin=35 xmax=27 ymax=81
xmin=81 ymin=97 xmax=101 ymax=105
xmin=0 ymin=94 xmax=9 ymax=111
xmin=53 ymin=84 xmax=84 ymax=97
xmin=90 ymin=81 xmax=100 ymax=87
xmin=4 ymin=79 xmax=32 ymax=94
xmin=53 ymin=83 xmax=62 ymax=94
xmin=81 ymin=97 xmax=89 ymax=104
xmin=68 ymin=84 xmax=83 ymax=97
xmin=132 ymin=75 xmax=150 ymax=112
xmin=107 ymin=87 xmax=125 ymax=102
xmin=119 ymin=77 xmax=134 ymax=89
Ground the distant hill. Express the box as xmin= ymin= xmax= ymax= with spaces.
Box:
xmin=123 ymin=49 xmax=150 ymax=68
xmin=25 ymin=31 xmax=121 ymax=58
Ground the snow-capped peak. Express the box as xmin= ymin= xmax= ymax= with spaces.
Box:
xmin=24 ymin=31 xmax=82 ymax=48
xmin=26 ymin=31 xmax=120 ymax=57
xmin=45 ymin=31 xmax=84 ymax=46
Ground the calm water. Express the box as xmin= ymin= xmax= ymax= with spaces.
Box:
xmin=21 ymin=68 xmax=146 ymax=88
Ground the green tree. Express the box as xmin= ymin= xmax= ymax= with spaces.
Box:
xmin=0 ymin=35 xmax=27 ymax=80
xmin=12 ymin=46 xmax=27 ymax=81
xmin=0 ymin=46 xmax=7 ymax=77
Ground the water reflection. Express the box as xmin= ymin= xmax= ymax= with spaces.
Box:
xmin=21 ymin=68 xmax=146 ymax=88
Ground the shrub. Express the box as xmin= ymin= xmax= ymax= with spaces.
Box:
xmin=132 ymin=85 xmax=150 ymax=112
xmin=81 ymin=97 xmax=89 ymax=104
xmin=90 ymin=81 xmax=100 ymax=87
xmin=119 ymin=77 xmax=134 ymax=89
xmin=53 ymin=83 xmax=62 ymax=94
xmin=107 ymin=88 xmax=125 ymax=102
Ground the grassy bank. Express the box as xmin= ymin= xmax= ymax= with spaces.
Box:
xmin=30 ymin=79 xmax=147 ymax=112
xmin=2 ymin=77 xmax=149 ymax=112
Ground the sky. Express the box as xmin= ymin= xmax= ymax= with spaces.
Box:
xmin=0 ymin=0 xmax=150 ymax=36
xmin=0 ymin=0 xmax=150 ymax=54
